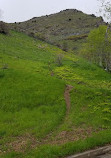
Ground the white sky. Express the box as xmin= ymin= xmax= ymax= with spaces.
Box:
xmin=0 ymin=0 xmax=101 ymax=23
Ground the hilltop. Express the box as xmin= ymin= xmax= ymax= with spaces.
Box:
xmin=11 ymin=9 xmax=105 ymax=52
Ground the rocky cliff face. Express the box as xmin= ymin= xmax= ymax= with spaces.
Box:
xmin=11 ymin=9 xmax=105 ymax=52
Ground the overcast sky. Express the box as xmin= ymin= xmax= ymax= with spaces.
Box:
xmin=0 ymin=0 xmax=101 ymax=23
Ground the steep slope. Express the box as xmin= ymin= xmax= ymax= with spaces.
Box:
xmin=11 ymin=9 xmax=105 ymax=52
xmin=0 ymin=31 xmax=111 ymax=158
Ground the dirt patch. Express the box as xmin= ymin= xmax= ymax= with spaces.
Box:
xmin=5 ymin=133 xmax=38 ymax=153
xmin=64 ymin=85 xmax=73 ymax=114
xmin=42 ymin=127 xmax=102 ymax=145
xmin=1 ymin=127 xmax=105 ymax=154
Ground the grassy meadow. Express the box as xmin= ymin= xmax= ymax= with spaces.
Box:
xmin=0 ymin=31 xmax=111 ymax=158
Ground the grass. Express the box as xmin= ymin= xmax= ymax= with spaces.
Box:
xmin=0 ymin=31 xmax=66 ymax=154
xmin=0 ymin=31 xmax=111 ymax=158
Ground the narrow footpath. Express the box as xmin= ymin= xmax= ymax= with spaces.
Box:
xmin=64 ymin=85 xmax=73 ymax=114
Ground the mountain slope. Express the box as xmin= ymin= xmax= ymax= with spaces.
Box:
xmin=11 ymin=9 xmax=105 ymax=52
xmin=0 ymin=31 xmax=111 ymax=158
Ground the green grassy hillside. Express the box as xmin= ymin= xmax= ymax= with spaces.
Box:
xmin=10 ymin=9 xmax=105 ymax=53
xmin=0 ymin=31 xmax=111 ymax=158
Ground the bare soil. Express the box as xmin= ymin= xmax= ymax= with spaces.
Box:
xmin=64 ymin=85 xmax=73 ymax=114
xmin=5 ymin=133 xmax=37 ymax=153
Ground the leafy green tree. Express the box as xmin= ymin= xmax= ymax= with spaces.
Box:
xmin=82 ymin=25 xmax=111 ymax=71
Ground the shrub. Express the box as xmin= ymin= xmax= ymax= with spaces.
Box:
xmin=69 ymin=18 xmax=72 ymax=21
xmin=62 ymin=41 xmax=68 ymax=52
xmin=0 ymin=21 xmax=9 ymax=34
xmin=35 ymin=32 xmax=46 ymax=41
xmin=55 ymin=54 xmax=64 ymax=66
xmin=28 ymin=32 xmax=35 ymax=38
xmin=55 ymin=43 xmax=62 ymax=49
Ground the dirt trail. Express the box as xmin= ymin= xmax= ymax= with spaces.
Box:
xmin=64 ymin=85 xmax=73 ymax=114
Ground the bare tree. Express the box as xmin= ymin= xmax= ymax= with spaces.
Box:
xmin=98 ymin=0 xmax=111 ymax=23
xmin=99 ymin=0 xmax=111 ymax=44
xmin=0 ymin=9 xmax=1 ymax=18
xmin=0 ymin=9 xmax=9 ymax=34
xmin=0 ymin=9 xmax=3 ymax=20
